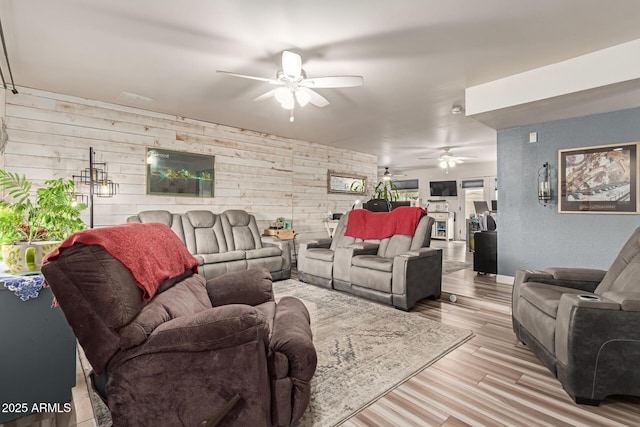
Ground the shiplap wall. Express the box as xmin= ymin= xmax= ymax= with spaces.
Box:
xmin=2 ymin=87 xmax=377 ymax=239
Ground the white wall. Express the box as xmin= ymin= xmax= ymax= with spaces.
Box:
xmin=2 ymin=88 xmax=378 ymax=240
xmin=399 ymin=162 xmax=497 ymax=240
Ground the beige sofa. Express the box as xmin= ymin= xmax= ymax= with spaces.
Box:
xmin=127 ymin=210 xmax=291 ymax=280
xmin=298 ymin=210 xmax=442 ymax=310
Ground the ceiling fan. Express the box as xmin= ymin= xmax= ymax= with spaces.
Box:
xmin=382 ymin=167 xmax=406 ymax=181
xmin=420 ymin=147 xmax=474 ymax=173
xmin=217 ymin=51 xmax=364 ymax=122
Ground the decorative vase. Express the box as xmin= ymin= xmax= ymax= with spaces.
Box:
xmin=1 ymin=241 xmax=60 ymax=274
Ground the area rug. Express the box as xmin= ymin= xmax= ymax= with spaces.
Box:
xmin=78 ymin=347 xmax=112 ymax=427
xmin=274 ymin=279 xmax=473 ymax=426
xmin=443 ymin=260 xmax=472 ymax=274
xmin=82 ymin=279 xmax=473 ymax=427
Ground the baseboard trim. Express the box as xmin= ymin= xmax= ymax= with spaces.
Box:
xmin=497 ymin=274 xmax=514 ymax=285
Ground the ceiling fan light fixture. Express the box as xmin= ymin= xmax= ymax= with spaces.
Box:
xmin=275 ymin=87 xmax=294 ymax=109
xmin=439 ymin=160 xmax=448 ymax=169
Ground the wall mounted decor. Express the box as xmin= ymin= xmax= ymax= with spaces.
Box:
xmin=327 ymin=170 xmax=366 ymax=194
xmin=147 ymin=148 xmax=214 ymax=197
xmin=558 ymin=142 xmax=638 ymax=213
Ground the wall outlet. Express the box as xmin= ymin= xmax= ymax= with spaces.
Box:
xmin=529 ymin=132 xmax=538 ymax=143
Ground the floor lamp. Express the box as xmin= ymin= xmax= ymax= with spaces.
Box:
xmin=73 ymin=147 xmax=118 ymax=228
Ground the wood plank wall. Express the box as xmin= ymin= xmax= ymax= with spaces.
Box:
xmin=2 ymin=88 xmax=377 ymax=239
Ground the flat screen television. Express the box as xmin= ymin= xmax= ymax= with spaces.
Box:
xmin=429 ymin=180 xmax=457 ymax=197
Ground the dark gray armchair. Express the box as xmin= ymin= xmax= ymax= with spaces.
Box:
xmin=512 ymin=226 xmax=640 ymax=404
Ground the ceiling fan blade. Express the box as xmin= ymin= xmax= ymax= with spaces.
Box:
xmin=253 ymin=89 xmax=277 ymax=102
xmin=294 ymin=88 xmax=311 ymax=107
xmin=303 ymin=88 xmax=330 ymax=108
xmin=300 ymin=75 xmax=364 ymax=88
xmin=282 ymin=51 xmax=302 ymax=80
xmin=216 ymin=70 xmax=280 ymax=84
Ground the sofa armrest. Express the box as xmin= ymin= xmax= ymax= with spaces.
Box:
xmin=391 ymin=248 xmax=443 ymax=310
xmin=298 ymin=238 xmax=332 ymax=249
xmin=400 ymin=247 xmax=441 ymax=259
xmin=601 ymin=291 xmax=640 ymax=311
xmin=545 ymin=267 xmax=607 ymax=283
xmin=554 ymin=292 xmax=640 ymax=374
xmin=346 ymin=242 xmax=380 ymax=252
xmin=261 ymin=236 xmax=292 ymax=270
xmin=112 ymin=304 xmax=270 ymax=368
xmin=206 ymin=268 xmax=274 ymax=307
xmin=270 ymin=296 xmax=317 ymax=425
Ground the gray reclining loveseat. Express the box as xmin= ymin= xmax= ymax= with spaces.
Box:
xmin=127 ymin=209 xmax=291 ymax=281
xmin=512 ymin=226 xmax=640 ymax=404
xmin=298 ymin=209 xmax=442 ymax=310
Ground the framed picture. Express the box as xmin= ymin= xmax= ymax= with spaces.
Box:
xmin=146 ymin=148 xmax=214 ymax=197
xmin=558 ymin=142 xmax=638 ymax=213
xmin=327 ymin=170 xmax=366 ymax=194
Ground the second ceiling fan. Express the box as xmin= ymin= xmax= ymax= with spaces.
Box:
xmin=420 ymin=147 xmax=475 ymax=173
xmin=217 ymin=51 xmax=364 ymax=122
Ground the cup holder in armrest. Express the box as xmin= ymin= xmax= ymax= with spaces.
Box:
xmin=578 ymin=294 xmax=600 ymax=300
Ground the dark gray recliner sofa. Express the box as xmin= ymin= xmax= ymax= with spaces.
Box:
xmin=512 ymin=226 xmax=640 ymax=404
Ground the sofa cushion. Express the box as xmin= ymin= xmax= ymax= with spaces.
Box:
xmin=246 ymin=247 xmax=282 ymax=260
xmin=378 ymin=235 xmax=412 ymax=258
xmin=200 ymin=251 xmax=246 ymax=264
xmin=605 ymin=256 xmax=640 ymax=293
xmin=520 ymin=282 xmax=585 ymax=318
xmin=183 ymin=210 xmax=228 ymax=255
xmin=352 ymin=255 xmax=394 ymax=272
xmin=223 ymin=210 xmax=263 ymax=251
xmin=305 ymin=248 xmax=335 ymax=262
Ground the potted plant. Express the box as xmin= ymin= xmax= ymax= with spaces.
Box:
xmin=372 ymin=179 xmax=399 ymax=202
xmin=0 ymin=170 xmax=86 ymax=273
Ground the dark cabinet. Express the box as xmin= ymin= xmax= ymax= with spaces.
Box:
xmin=473 ymin=231 xmax=497 ymax=274
xmin=0 ymin=284 xmax=76 ymax=423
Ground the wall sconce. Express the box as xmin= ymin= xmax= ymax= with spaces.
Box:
xmin=73 ymin=147 xmax=118 ymax=228
xmin=538 ymin=162 xmax=551 ymax=206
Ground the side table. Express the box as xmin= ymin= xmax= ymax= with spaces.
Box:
xmin=0 ymin=274 xmax=77 ymax=423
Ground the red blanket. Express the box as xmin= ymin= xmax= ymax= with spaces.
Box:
xmin=44 ymin=223 xmax=199 ymax=301
xmin=345 ymin=206 xmax=427 ymax=240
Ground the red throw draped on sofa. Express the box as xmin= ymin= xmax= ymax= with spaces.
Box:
xmin=44 ymin=223 xmax=199 ymax=301
xmin=344 ymin=206 xmax=427 ymax=240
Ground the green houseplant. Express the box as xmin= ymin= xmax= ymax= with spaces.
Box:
xmin=0 ymin=170 xmax=86 ymax=273
xmin=372 ymin=179 xmax=399 ymax=202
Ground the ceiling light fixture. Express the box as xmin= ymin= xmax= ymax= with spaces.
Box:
xmin=383 ymin=167 xmax=392 ymax=181
xmin=439 ymin=156 xmax=457 ymax=174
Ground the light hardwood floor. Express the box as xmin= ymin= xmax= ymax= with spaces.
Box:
xmin=6 ymin=240 xmax=639 ymax=427
xmin=343 ymin=240 xmax=640 ymax=427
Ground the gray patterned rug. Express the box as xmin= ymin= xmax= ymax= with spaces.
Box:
xmin=274 ymin=279 xmax=473 ymax=426
xmin=83 ymin=279 xmax=473 ymax=427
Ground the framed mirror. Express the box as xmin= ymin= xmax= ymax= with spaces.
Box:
xmin=327 ymin=170 xmax=367 ymax=194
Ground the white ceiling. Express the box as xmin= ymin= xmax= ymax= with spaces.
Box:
xmin=2 ymin=0 xmax=640 ymax=174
